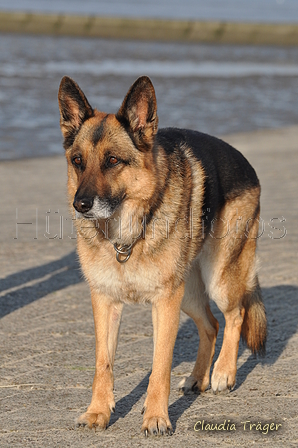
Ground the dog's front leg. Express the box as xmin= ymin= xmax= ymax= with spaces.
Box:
xmin=142 ymin=283 xmax=184 ymax=436
xmin=77 ymin=290 xmax=123 ymax=430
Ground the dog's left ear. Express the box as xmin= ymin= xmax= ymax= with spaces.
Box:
xmin=116 ymin=76 xmax=158 ymax=150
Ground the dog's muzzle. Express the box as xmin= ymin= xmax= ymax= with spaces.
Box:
xmin=73 ymin=195 xmax=117 ymax=220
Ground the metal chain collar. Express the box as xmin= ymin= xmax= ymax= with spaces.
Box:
xmin=113 ymin=232 xmax=143 ymax=264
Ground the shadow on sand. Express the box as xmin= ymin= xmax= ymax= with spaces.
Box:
xmin=0 ymin=251 xmax=82 ymax=319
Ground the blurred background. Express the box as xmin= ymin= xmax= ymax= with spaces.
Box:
xmin=0 ymin=0 xmax=298 ymax=159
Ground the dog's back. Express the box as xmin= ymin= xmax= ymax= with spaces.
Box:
xmin=157 ymin=127 xmax=260 ymax=223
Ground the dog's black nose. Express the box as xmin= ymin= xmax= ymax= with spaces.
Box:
xmin=73 ymin=197 xmax=94 ymax=213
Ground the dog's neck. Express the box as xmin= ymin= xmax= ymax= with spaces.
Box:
xmin=93 ymin=210 xmax=145 ymax=247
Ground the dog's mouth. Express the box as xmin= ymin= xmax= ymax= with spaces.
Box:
xmin=75 ymin=210 xmax=100 ymax=220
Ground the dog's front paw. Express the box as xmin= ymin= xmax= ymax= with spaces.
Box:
xmin=141 ymin=414 xmax=173 ymax=436
xmin=76 ymin=411 xmax=110 ymax=430
xmin=142 ymin=417 xmax=173 ymax=437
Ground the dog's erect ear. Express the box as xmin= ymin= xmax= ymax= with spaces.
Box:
xmin=116 ymin=76 xmax=158 ymax=150
xmin=58 ymin=76 xmax=94 ymax=149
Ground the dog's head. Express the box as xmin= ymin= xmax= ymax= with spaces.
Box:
xmin=58 ymin=76 xmax=160 ymax=242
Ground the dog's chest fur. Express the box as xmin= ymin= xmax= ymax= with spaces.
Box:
xmin=77 ymin=237 xmax=178 ymax=304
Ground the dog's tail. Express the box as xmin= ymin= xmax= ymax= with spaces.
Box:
xmin=241 ymin=278 xmax=267 ymax=355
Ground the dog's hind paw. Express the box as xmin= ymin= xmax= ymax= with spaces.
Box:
xmin=178 ymin=375 xmax=198 ymax=394
xmin=178 ymin=375 xmax=207 ymax=395
xmin=211 ymin=365 xmax=236 ymax=394
xmin=76 ymin=412 xmax=109 ymax=430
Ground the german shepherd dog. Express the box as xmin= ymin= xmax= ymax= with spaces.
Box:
xmin=58 ymin=75 xmax=266 ymax=436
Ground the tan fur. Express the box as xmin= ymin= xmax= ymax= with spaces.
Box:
xmin=241 ymin=279 xmax=267 ymax=354
xmin=58 ymin=75 xmax=267 ymax=436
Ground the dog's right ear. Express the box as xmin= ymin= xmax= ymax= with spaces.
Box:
xmin=58 ymin=76 xmax=94 ymax=149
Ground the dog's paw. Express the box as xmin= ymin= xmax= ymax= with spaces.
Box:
xmin=178 ymin=375 xmax=199 ymax=394
xmin=141 ymin=416 xmax=173 ymax=437
xmin=76 ymin=412 xmax=110 ymax=430
xmin=178 ymin=375 xmax=208 ymax=394
xmin=211 ymin=364 xmax=236 ymax=393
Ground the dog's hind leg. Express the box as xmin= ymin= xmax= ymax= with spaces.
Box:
xmin=179 ymin=259 xmax=219 ymax=394
xmin=210 ymin=271 xmax=266 ymax=393
xmin=200 ymin=189 xmax=266 ymax=393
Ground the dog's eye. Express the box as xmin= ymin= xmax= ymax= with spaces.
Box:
xmin=73 ymin=156 xmax=82 ymax=166
xmin=108 ymin=156 xmax=119 ymax=166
